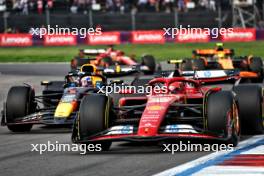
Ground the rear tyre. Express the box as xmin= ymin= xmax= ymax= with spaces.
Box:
xmin=181 ymin=58 xmax=206 ymax=71
xmin=193 ymin=59 xmax=206 ymax=70
xmin=78 ymin=95 xmax=112 ymax=151
xmin=181 ymin=59 xmax=193 ymax=71
xmin=233 ymin=84 xmax=263 ymax=134
xmin=142 ymin=55 xmax=156 ymax=74
xmin=6 ymin=86 xmax=35 ymax=132
xmin=249 ymin=57 xmax=263 ymax=73
xmin=207 ymin=91 xmax=239 ymax=146
xmin=249 ymin=57 xmax=263 ymax=82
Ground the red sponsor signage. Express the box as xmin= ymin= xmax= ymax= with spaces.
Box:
xmin=43 ymin=34 xmax=77 ymax=46
xmin=87 ymin=32 xmax=121 ymax=45
xmin=175 ymin=30 xmax=210 ymax=43
xmin=0 ymin=34 xmax=32 ymax=46
xmin=131 ymin=30 xmax=165 ymax=44
xmin=221 ymin=28 xmax=256 ymax=42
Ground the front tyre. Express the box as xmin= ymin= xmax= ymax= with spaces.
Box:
xmin=207 ymin=91 xmax=240 ymax=146
xmin=6 ymin=86 xmax=35 ymax=132
xmin=74 ymin=95 xmax=112 ymax=151
xmin=233 ymin=84 xmax=264 ymax=134
xmin=142 ymin=55 xmax=156 ymax=74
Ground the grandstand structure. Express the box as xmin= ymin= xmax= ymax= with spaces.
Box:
xmin=0 ymin=0 xmax=263 ymax=33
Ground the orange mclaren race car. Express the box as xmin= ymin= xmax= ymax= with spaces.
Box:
xmin=70 ymin=46 xmax=157 ymax=75
xmin=179 ymin=43 xmax=263 ymax=82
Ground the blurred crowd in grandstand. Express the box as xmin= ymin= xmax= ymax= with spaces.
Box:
xmin=0 ymin=0 xmax=234 ymax=14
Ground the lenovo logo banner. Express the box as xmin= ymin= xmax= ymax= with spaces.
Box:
xmin=44 ymin=35 xmax=77 ymax=46
xmin=87 ymin=32 xmax=121 ymax=45
xmin=175 ymin=30 xmax=210 ymax=43
xmin=131 ymin=30 xmax=165 ymax=44
xmin=221 ymin=28 xmax=256 ymax=42
xmin=0 ymin=34 xmax=33 ymax=46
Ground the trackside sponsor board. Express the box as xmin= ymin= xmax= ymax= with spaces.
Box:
xmin=43 ymin=34 xmax=77 ymax=46
xmin=131 ymin=30 xmax=165 ymax=44
xmin=87 ymin=32 xmax=121 ymax=45
xmin=0 ymin=34 xmax=33 ymax=46
xmin=221 ymin=28 xmax=256 ymax=42
xmin=175 ymin=30 xmax=210 ymax=43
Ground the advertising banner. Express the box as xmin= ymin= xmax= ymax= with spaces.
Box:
xmin=131 ymin=30 xmax=165 ymax=44
xmin=87 ymin=32 xmax=121 ymax=45
xmin=0 ymin=34 xmax=33 ymax=46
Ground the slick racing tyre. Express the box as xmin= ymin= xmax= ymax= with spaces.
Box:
xmin=249 ymin=57 xmax=263 ymax=73
xmin=142 ymin=55 xmax=156 ymax=74
xmin=181 ymin=58 xmax=205 ymax=71
xmin=207 ymin=91 xmax=240 ymax=146
xmin=181 ymin=59 xmax=193 ymax=71
xmin=249 ymin=57 xmax=264 ymax=82
xmin=233 ymin=84 xmax=264 ymax=134
xmin=6 ymin=86 xmax=36 ymax=132
xmin=192 ymin=58 xmax=206 ymax=70
xmin=78 ymin=95 xmax=112 ymax=151
xmin=42 ymin=81 xmax=64 ymax=108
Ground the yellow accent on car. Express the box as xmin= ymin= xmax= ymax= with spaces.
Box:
xmin=54 ymin=102 xmax=74 ymax=118
xmin=218 ymin=58 xmax=234 ymax=69
xmin=116 ymin=65 xmax=121 ymax=73
xmin=147 ymin=105 xmax=163 ymax=111
xmin=168 ymin=60 xmax=183 ymax=64
xmin=91 ymin=76 xmax=103 ymax=86
xmin=216 ymin=43 xmax=223 ymax=47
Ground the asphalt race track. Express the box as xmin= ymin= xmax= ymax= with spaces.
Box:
xmin=0 ymin=63 xmax=254 ymax=176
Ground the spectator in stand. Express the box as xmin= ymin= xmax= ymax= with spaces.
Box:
xmin=21 ymin=0 xmax=28 ymax=14
xmin=148 ymin=0 xmax=157 ymax=12
xmin=177 ymin=0 xmax=185 ymax=12
xmin=28 ymin=0 xmax=35 ymax=12
xmin=77 ymin=0 xmax=86 ymax=12
xmin=138 ymin=0 xmax=147 ymax=12
xmin=70 ymin=0 xmax=78 ymax=13
xmin=198 ymin=0 xmax=207 ymax=9
xmin=163 ymin=0 xmax=174 ymax=13
xmin=47 ymin=0 xmax=53 ymax=9
xmin=208 ymin=0 xmax=215 ymax=11
xmin=123 ymin=0 xmax=134 ymax=12
xmin=37 ymin=0 xmax=43 ymax=14
xmin=113 ymin=0 xmax=124 ymax=13
xmin=106 ymin=0 xmax=114 ymax=12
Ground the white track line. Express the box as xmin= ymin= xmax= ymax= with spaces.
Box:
xmin=154 ymin=135 xmax=264 ymax=176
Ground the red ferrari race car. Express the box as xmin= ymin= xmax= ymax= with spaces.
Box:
xmin=71 ymin=77 xmax=264 ymax=150
xmin=70 ymin=46 xmax=157 ymax=75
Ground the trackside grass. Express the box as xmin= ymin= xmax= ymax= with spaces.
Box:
xmin=0 ymin=42 xmax=263 ymax=62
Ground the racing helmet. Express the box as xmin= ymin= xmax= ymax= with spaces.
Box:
xmin=80 ymin=76 xmax=93 ymax=87
xmin=169 ymin=82 xmax=184 ymax=93
xmin=216 ymin=52 xmax=225 ymax=59
xmin=215 ymin=43 xmax=224 ymax=51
